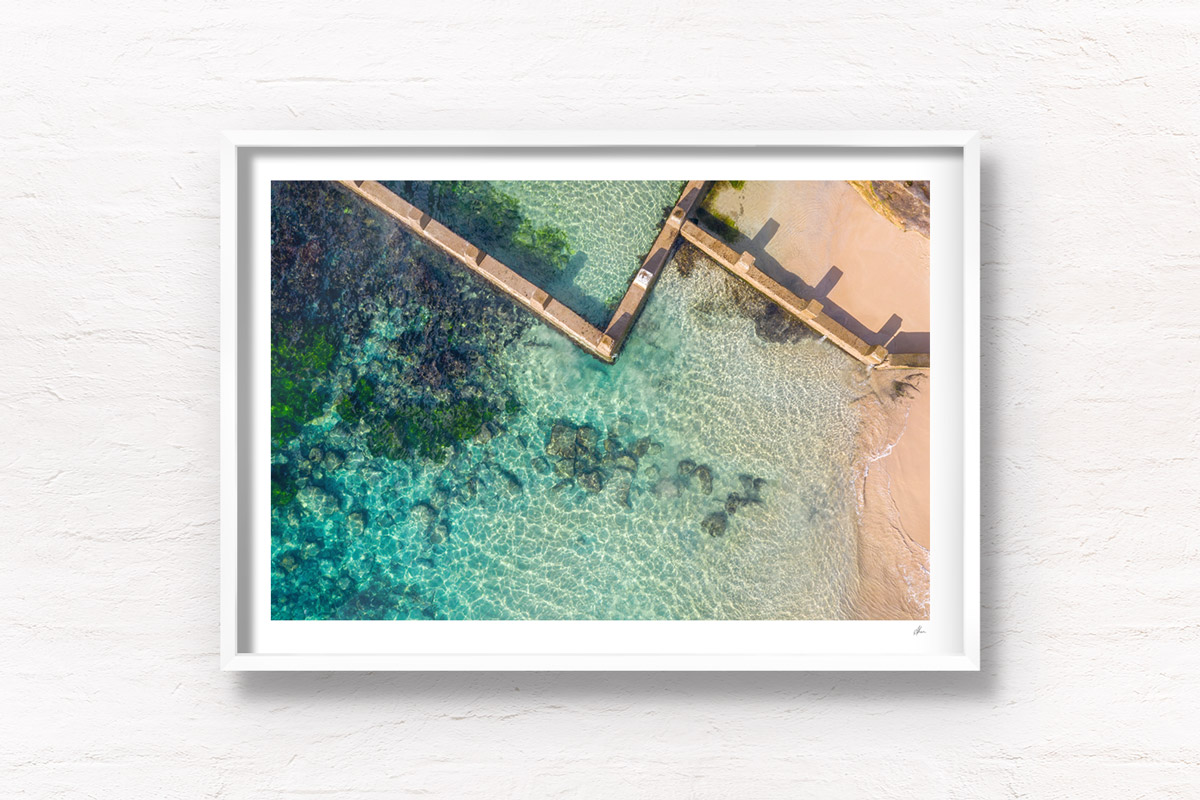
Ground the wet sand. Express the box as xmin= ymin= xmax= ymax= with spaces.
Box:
xmin=714 ymin=181 xmax=931 ymax=618
xmin=851 ymin=370 xmax=930 ymax=619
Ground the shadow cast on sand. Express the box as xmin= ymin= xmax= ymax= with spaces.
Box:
xmin=714 ymin=216 xmax=931 ymax=353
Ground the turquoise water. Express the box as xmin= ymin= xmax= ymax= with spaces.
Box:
xmin=270 ymin=181 xmax=866 ymax=620
xmin=383 ymin=180 xmax=683 ymax=327
xmin=492 ymin=180 xmax=685 ymax=325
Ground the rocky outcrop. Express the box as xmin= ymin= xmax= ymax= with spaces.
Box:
xmin=847 ymin=181 xmax=930 ymax=238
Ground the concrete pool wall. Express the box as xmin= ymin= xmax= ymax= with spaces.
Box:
xmin=337 ymin=179 xmax=708 ymax=363
xmin=678 ymin=220 xmax=929 ymax=370
xmin=338 ymin=179 xmax=928 ymax=371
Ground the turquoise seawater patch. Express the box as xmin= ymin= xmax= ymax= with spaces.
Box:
xmin=270 ymin=181 xmax=864 ymax=620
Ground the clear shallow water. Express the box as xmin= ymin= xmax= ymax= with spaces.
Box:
xmin=435 ymin=260 xmax=863 ymax=619
xmin=383 ymin=179 xmax=683 ymax=327
xmin=491 ymin=180 xmax=685 ymax=325
xmin=271 ymin=181 xmax=867 ymax=620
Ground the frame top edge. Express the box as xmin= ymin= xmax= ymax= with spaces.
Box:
xmin=220 ymin=130 xmax=980 ymax=149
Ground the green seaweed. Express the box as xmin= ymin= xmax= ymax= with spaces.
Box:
xmin=727 ymin=180 xmax=746 ymax=190
xmin=362 ymin=396 xmax=497 ymax=463
xmin=696 ymin=207 xmax=743 ymax=245
xmin=335 ymin=376 xmax=375 ymax=427
xmin=271 ymin=321 xmax=337 ymax=444
xmin=422 ymin=181 xmax=574 ymax=278
xmin=271 ymin=462 xmax=297 ymax=509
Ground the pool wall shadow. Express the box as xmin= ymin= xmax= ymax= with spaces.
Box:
xmin=678 ymin=219 xmax=930 ymax=370
xmin=337 ymin=179 xmax=926 ymax=371
xmin=337 ymin=180 xmax=709 ymax=364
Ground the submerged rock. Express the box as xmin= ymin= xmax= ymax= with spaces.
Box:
xmin=429 ymin=521 xmax=450 ymax=545
xmin=345 ymin=511 xmax=366 ymax=537
xmin=577 ymin=469 xmax=605 ymax=493
xmin=574 ymin=448 xmax=598 ymax=469
xmin=726 ymin=487 xmax=764 ymax=514
xmin=551 ymin=479 xmax=573 ymax=493
xmin=644 ymin=464 xmax=661 ymax=482
xmin=322 ymin=450 xmax=345 ymax=472
xmin=554 ymin=458 xmax=577 ymax=478
xmin=546 ymin=422 xmax=577 ymax=459
xmin=474 ymin=422 xmax=494 ymax=444
xmin=633 ymin=437 xmax=652 ymax=458
xmin=701 ymin=511 xmax=728 ymax=537
xmin=739 ymin=474 xmax=766 ymax=500
xmin=410 ymin=502 xmax=438 ymax=525
xmin=614 ymin=454 xmax=638 ymax=472
xmin=610 ymin=472 xmax=633 ymax=509
xmin=361 ymin=468 xmax=383 ymax=489
xmin=694 ymin=464 xmax=713 ymax=495
xmin=576 ymin=425 xmax=599 ymax=452
xmin=678 ymin=459 xmax=697 ymax=476
xmin=297 ymin=485 xmax=339 ymax=516
xmin=495 ymin=466 xmax=523 ymax=495
xmin=610 ymin=416 xmax=633 ymax=438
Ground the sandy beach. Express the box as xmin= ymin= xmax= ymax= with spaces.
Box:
xmin=850 ymin=369 xmax=930 ymax=619
xmin=712 ymin=181 xmax=931 ymax=618
xmin=705 ymin=180 xmax=929 ymax=352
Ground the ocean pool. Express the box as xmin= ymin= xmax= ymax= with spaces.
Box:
xmin=270 ymin=181 xmax=867 ymax=620
xmin=381 ymin=180 xmax=684 ymax=327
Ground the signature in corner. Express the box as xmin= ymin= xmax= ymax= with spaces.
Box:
xmin=913 ymin=625 xmax=927 ymax=636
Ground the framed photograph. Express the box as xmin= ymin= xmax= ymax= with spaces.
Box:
xmin=221 ymin=131 xmax=979 ymax=670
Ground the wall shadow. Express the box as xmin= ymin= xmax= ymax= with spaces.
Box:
xmin=812 ymin=265 xmax=844 ymax=298
xmin=233 ymin=663 xmax=996 ymax=703
xmin=888 ymin=331 xmax=930 ymax=354
xmin=544 ymin=250 xmax=618 ymax=328
xmin=705 ymin=215 xmax=930 ymax=351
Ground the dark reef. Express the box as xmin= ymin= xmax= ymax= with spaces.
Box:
xmin=269 ymin=181 xmax=540 ymax=619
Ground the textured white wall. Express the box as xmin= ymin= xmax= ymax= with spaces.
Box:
xmin=3 ymin=1 xmax=1198 ymax=797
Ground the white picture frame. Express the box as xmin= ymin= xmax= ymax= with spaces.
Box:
xmin=221 ymin=131 xmax=980 ymax=671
